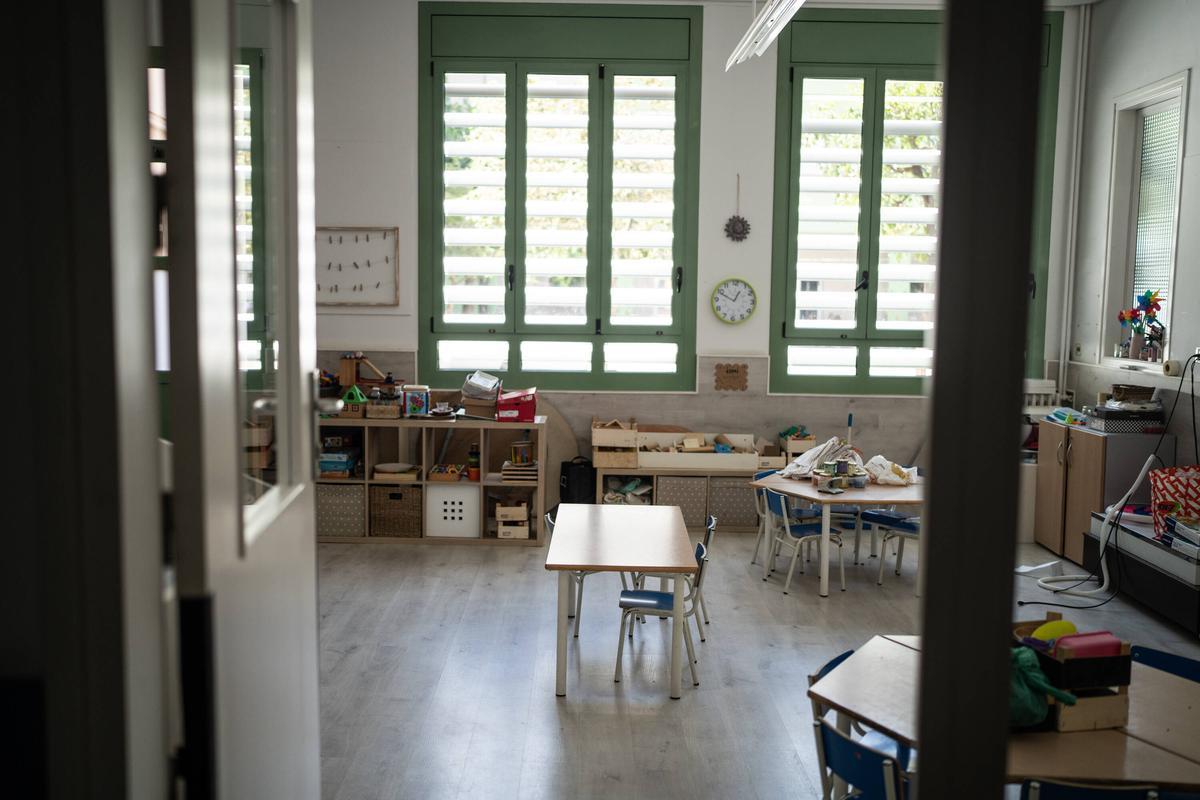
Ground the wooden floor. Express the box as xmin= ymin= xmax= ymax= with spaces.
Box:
xmin=319 ymin=533 xmax=1200 ymax=800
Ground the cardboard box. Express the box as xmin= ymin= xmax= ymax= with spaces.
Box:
xmin=497 ymin=387 xmax=537 ymax=423
xmin=462 ymin=397 xmax=497 ymax=419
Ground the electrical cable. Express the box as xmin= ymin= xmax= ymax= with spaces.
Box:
xmin=1021 ymin=353 xmax=1199 ymax=609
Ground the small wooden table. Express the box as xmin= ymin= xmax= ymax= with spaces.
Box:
xmin=750 ymin=474 xmax=924 ymax=596
xmin=544 ymin=504 xmax=698 ymax=699
xmin=809 ymin=635 xmax=1200 ymax=789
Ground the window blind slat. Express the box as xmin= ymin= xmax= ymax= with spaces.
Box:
xmin=441 ymin=72 xmax=508 ymax=326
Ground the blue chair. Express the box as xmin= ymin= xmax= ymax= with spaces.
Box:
xmin=809 ymin=651 xmax=914 ymax=772
xmin=762 ymin=489 xmax=846 ymax=594
xmin=813 ymin=718 xmax=906 ymax=800
xmin=861 ymin=509 xmax=922 ymax=595
xmin=614 ymin=542 xmax=709 ymax=688
xmin=1019 ymin=780 xmax=1159 ymax=799
xmin=1131 ymin=646 xmax=1200 ymax=683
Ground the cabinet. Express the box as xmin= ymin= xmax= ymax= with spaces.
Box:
xmin=315 ymin=415 xmax=547 ymax=545
xmin=1033 ymin=422 xmax=1174 ymax=564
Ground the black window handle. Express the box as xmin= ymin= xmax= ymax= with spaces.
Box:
xmin=674 ymin=266 xmax=683 ymax=293
xmin=854 ymin=271 xmax=870 ymax=292
xmin=506 ymin=264 xmax=515 ymax=291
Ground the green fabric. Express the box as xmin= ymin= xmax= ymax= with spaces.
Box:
xmin=1010 ymin=646 xmax=1076 ymax=727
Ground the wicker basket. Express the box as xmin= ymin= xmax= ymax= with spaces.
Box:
xmin=369 ymin=485 xmax=423 ymax=537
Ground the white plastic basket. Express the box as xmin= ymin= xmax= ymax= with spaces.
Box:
xmin=424 ymin=484 xmax=482 ymax=538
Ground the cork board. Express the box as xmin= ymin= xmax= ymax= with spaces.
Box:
xmin=714 ymin=362 xmax=748 ymax=392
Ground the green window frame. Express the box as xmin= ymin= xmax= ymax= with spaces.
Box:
xmin=769 ymin=10 xmax=1063 ymax=395
xmin=418 ymin=3 xmax=702 ymax=390
xmin=151 ymin=48 xmax=269 ymax=435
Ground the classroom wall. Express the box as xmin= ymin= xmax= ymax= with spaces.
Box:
xmin=312 ymin=0 xmax=1073 ymax=462
xmin=1064 ymin=0 xmax=1199 ymax=464
xmin=312 ymin=0 xmax=778 ymax=354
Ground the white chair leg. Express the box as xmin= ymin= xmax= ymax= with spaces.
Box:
xmin=838 ymin=543 xmax=846 ymax=592
xmin=683 ymin=618 xmax=700 ymax=686
xmin=782 ymin=542 xmax=802 ymax=595
xmin=853 ymin=522 xmax=863 ymax=566
xmin=567 ymin=575 xmax=576 ymax=618
xmin=694 ymin=607 xmax=705 ymax=645
xmin=614 ymin=612 xmax=628 ymax=682
xmin=620 ymin=572 xmax=629 ymax=590
xmin=699 ymin=590 xmax=710 ymax=625
xmin=573 ymin=575 xmax=585 ymax=638
xmin=871 ymin=527 xmax=879 ymax=558
xmin=877 ymin=537 xmax=889 ymax=585
xmin=895 ymin=537 xmax=906 ymax=575
xmin=751 ymin=517 xmax=765 ymax=565
xmin=914 ymin=538 xmax=922 ymax=597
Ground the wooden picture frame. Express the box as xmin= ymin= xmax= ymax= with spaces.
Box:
xmin=316 ymin=225 xmax=400 ymax=306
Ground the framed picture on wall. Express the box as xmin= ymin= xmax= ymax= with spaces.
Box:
xmin=315 ymin=226 xmax=399 ymax=306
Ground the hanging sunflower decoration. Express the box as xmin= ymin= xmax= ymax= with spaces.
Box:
xmin=724 ymin=173 xmax=751 ymax=242
xmin=724 ymin=214 xmax=751 ymax=242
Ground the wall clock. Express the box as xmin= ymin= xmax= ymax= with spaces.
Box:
xmin=711 ymin=278 xmax=757 ymax=324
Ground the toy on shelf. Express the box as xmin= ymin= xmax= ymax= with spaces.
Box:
xmin=338 ymin=385 xmax=368 ymax=419
xmin=402 ymin=384 xmax=430 ymax=417
xmin=428 ymin=463 xmax=466 ymax=482
xmin=338 ymin=351 xmax=397 ymax=390
xmin=779 ymin=424 xmax=817 ymax=457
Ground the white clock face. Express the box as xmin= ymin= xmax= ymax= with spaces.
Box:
xmin=712 ymin=278 xmax=757 ymax=324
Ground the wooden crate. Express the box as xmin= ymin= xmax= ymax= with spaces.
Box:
xmin=365 ymin=403 xmax=401 ymax=419
xmin=593 ymin=447 xmax=639 ymax=468
xmin=498 ymin=520 xmax=530 ymax=539
xmin=592 ymin=417 xmax=638 ymax=448
xmin=496 ymin=502 xmax=528 ymax=522
xmin=780 ymin=435 xmax=817 ymax=457
xmin=637 ymin=432 xmax=758 ymax=471
xmin=1052 ymin=688 xmax=1129 ymax=732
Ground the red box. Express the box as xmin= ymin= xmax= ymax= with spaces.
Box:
xmin=497 ymin=387 xmax=537 ymax=423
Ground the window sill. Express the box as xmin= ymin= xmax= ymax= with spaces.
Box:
xmin=1098 ymin=356 xmax=1166 ymax=375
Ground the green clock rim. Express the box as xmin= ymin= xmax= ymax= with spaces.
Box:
xmin=710 ymin=277 xmax=758 ymax=325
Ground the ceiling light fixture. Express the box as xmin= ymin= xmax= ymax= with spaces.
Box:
xmin=725 ymin=0 xmax=808 ymax=71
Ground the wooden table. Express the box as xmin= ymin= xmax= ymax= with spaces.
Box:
xmin=750 ymin=474 xmax=924 ymax=596
xmin=809 ymin=635 xmax=1200 ymax=789
xmin=544 ymin=504 xmax=698 ymax=699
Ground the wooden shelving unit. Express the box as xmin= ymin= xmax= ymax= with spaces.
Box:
xmin=317 ymin=415 xmax=547 ymax=546
xmin=594 ymin=466 xmax=761 ymax=533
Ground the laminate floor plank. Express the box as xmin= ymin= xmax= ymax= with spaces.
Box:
xmin=319 ymin=536 xmax=1200 ymax=799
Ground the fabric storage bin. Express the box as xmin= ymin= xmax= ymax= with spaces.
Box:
xmin=369 ymin=485 xmax=422 ymax=537
xmin=316 ymin=484 xmax=365 ymax=537
xmin=708 ymin=477 xmax=759 ymax=528
xmin=425 ymin=484 xmax=482 ymax=538
xmin=656 ymin=476 xmax=708 ymax=527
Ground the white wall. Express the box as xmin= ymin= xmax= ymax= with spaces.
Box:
xmin=313 ymin=0 xmax=780 ymax=356
xmin=1068 ymin=0 xmax=1200 ymax=365
xmin=314 ymin=0 xmax=420 ymax=350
